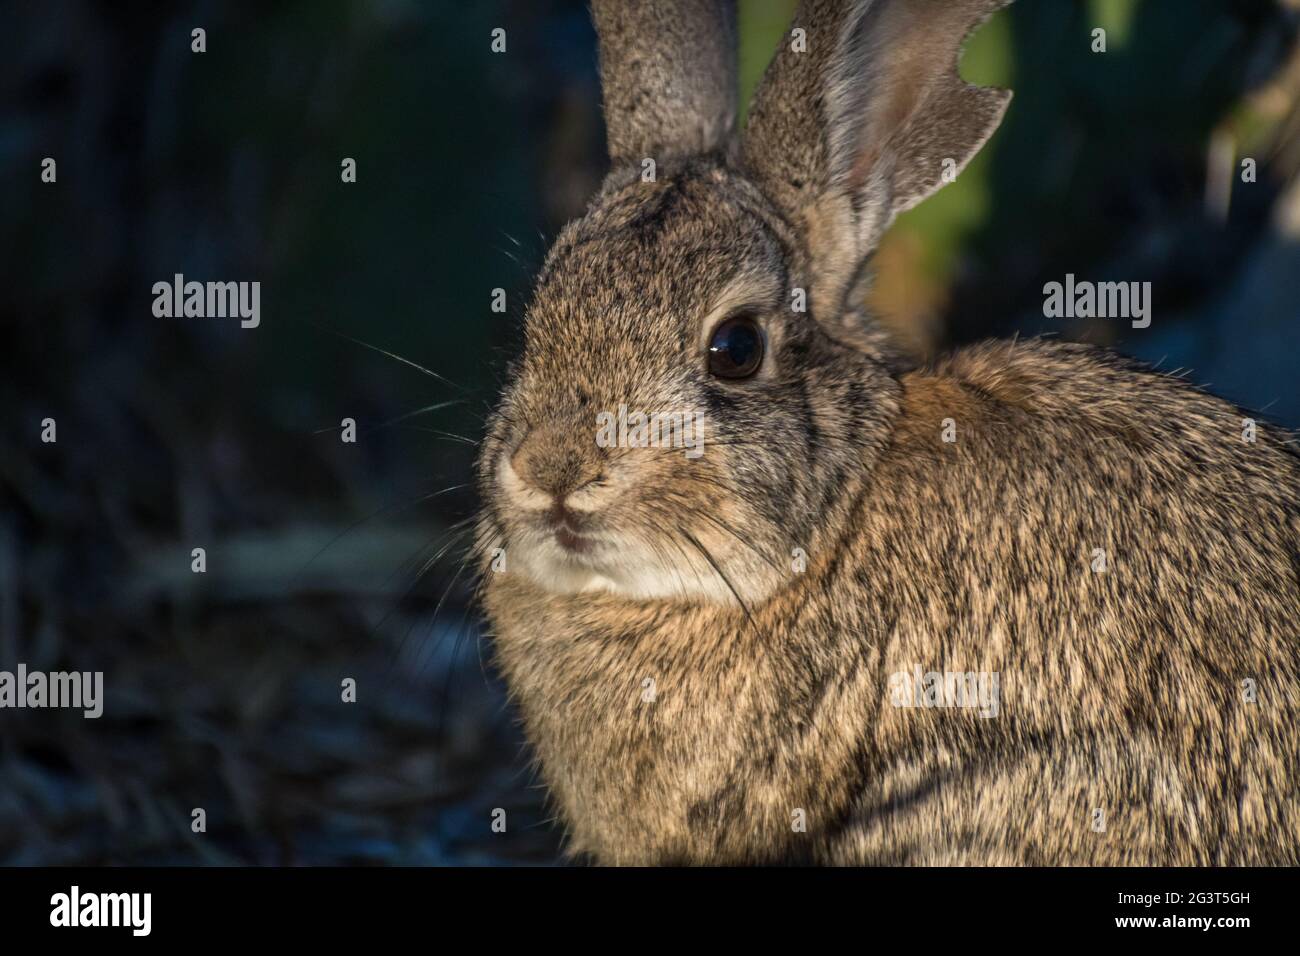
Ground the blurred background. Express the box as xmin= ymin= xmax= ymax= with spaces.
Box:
xmin=1 ymin=0 xmax=1297 ymax=865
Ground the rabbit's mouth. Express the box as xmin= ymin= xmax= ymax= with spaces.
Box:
xmin=524 ymin=505 xmax=609 ymax=566
xmin=538 ymin=498 xmax=598 ymax=555
xmin=496 ymin=513 xmax=779 ymax=605
xmin=549 ymin=518 xmax=594 ymax=555
xmin=490 ymin=436 xmax=775 ymax=603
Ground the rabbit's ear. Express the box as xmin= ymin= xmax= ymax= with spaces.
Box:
xmin=591 ymin=0 xmax=737 ymax=164
xmin=742 ymin=0 xmax=1012 ymax=320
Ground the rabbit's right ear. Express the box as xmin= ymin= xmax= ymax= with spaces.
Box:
xmin=742 ymin=0 xmax=1012 ymax=329
xmin=591 ymin=0 xmax=738 ymax=165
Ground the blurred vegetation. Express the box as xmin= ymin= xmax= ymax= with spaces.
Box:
xmin=1 ymin=0 xmax=1297 ymax=865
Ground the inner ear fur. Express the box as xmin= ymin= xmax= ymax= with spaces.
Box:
xmin=741 ymin=0 xmax=1013 ymax=330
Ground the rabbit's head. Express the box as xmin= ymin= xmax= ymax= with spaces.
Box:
xmin=479 ymin=0 xmax=1012 ymax=604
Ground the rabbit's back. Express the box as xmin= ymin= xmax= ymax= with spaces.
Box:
xmin=828 ymin=338 xmax=1300 ymax=864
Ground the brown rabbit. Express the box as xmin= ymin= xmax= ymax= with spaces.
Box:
xmin=476 ymin=0 xmax=1300 ymax=865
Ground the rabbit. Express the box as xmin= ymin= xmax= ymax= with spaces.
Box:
xmin=475 ymin=0 xmax=1300 ymax=865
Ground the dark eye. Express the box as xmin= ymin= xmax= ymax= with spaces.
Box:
xmin=707 ymin=314 xmax=765 ymax=379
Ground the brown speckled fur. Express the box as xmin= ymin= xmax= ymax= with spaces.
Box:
xmin=475 ymin=0 xmax=1300 ymax=865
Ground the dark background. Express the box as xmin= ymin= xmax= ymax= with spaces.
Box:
xmin=1 ymin=0 xmax=1297 ymax=865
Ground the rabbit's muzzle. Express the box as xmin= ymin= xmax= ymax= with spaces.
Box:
xmin=497 ymin=426 xmax=614 ymax=561
xmin=509 ymin=424 xmax=607 ymax=505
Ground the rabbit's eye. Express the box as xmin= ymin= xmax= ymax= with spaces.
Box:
xmin=707 ymin=314 xmax=764 ymax=379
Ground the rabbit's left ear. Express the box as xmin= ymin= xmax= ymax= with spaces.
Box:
xmin=742 ymin=0 xmax=1012 ymax=325
xmin=591 ymin=0 xmax=737 ymax=165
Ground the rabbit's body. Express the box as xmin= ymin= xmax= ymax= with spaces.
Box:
xmin=486 ymin=339 xmax=1300 ymax=864
xmin=477 ymin=0 xmax=1300 ymax=865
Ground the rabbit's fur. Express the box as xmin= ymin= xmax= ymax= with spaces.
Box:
xmin=476 ymin=0 xmax=1300 ymax=865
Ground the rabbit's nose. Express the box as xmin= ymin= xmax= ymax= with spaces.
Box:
xmin=509 ymin=426 xmax=605 ymax=502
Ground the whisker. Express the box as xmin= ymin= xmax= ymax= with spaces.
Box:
xmin=290 ymin=316 xmax=468 ymax=392
xmin=680 ymin=527 xmax=756 ymax=629
xmin=289 ymin=484 xmax=471 ymax=586
xmin=686 ymin=506 xmax=786 ymax=576
xmin=434 ymin=601 xmax=477 ymax=745
xmin=383 ymin=520 xmax=478 ymax=676
xmin=411 ymin=559 xmax=472 ymax=680
xmin=311 ymin=400 xmax=465 ymax=436
xmin=389 ymin=426 xmax=481 ymax=446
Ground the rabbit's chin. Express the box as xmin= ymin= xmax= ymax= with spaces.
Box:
xmin=505 ymin=529 xmax=758 ymax=605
